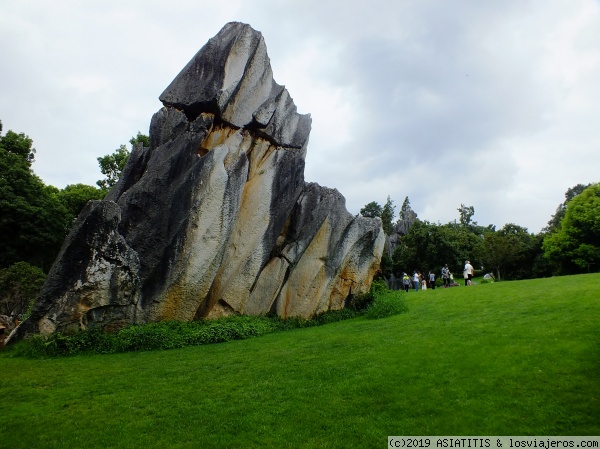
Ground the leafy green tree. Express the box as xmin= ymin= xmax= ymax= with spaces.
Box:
xmin=458 ymin=203 xmax=476 ymax=226
xmin=543 ymin=183 xmax=591 ymax=234
xmin=0 ymin=126 xmax=71 ymax=271
xmin=0 ymin=120 xmax=35 ymax=165
xmin=130 ymin=131 xmax=150 ymax=148
xmin=380 ymin=196 xmax=395 ymax=235
xmin=58 ymin=183 xmax=105 ymax=218
xmin=543 ymin=183 xmax=600 ymax=274
xmin=97 ymin=132 xmax=149 ymax=191
xmin=482 ymin=224 xmax=529 ymax=281
xmin=97 ymin=144 xmax=130 ymax=191
xmin=360 ymin=201 xmax=382 ymax=218
xmin=0 ymin=262 xmax=46 ymax=318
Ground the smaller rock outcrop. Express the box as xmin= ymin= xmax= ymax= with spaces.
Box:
xmin=29 ymin=201 xmax=141 ymax=336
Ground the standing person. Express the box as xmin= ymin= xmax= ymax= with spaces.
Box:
xmin=441 ymin=264 xmax=450 ymax=288
xmin=428 ymin=270 xmax=436 ymax=290
xmin=413 ymin=271 xmax=420 ymax=292
xmin=402 ymin=273 xmax=411 ymax=293
xmin=463 ymin=260 xmax=474 ymax=286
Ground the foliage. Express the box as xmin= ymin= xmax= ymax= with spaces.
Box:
xmin=0 ymin=120 xmax=35 ymax=165
xmin=0 ymin=127 xmax=73 ymax=271
xmin=0 ymin=262 xmax=46 ymax=318
xmin=96 ymin=144 xmax=130 ymax=190
xmin=363 ymin=290 xmax=408 ymax=319
xmin=359 ymin=196 xmax=397 ymax=235
xmin=359 ymin=200 xmax=382 ymax=218
xmin=543 ymin=183 xmax=600 ymax=274
xmin=57 ymin=183 xmax=106 ymax=218
xmin=543 ymin=183 xmax=591 ymax=234
xmin=482 ymin=223 xmax=531 ymax=281
xmin=96 ymin=132 xmax=149 ymax=191
xmin=371 ymin=278 xmax=389 ymax=295
xmin=345 ymin=290 xmax=376 ymax=312
xmin=378 ymin=250 xmax=393 ymax=279
xmin=129 ymin=131 xmax=150 ymax=147
xmin=380 ymin=196 xmax=396 ymax=234
xmin=392 ymin=220 xmax=485 ymax=278
xmin=457 ymin=203 xmax=476 ymax=226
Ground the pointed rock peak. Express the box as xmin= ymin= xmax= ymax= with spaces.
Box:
xmin=11 ymin=22 xmax=383 ymax=342
xmin=160 ymin=22 xmax=311 ymax=149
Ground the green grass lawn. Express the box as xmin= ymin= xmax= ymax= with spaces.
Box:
xmin=1 ymin=274 xmax=599 ymax=448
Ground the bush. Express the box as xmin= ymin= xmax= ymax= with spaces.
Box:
xmin=346 ymin=291 xmax=375 ymax=312
xmin=364 ymin=292 xmax=408 ymax=320
xmin=370 ymin=279 xmax=389 ymax=294
xmin=0 ymin=262 xmax=46 ymax=319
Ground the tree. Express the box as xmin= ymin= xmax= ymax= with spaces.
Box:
xmin=0 ymin=120 xmax=35 ymax=165
xmin=0 ymin=127 xmax=72 ymax=271
xmin=97 ymin=144 xmax=130 ymax=190
xmin=58 ymin=183 xmax=106 ymax=218
xmin=391 ymin=219 xmax=484 ymax=279
xmin=482 ymin=224 xmax=529 ymax=281
xmin=543 ymin=183 xmax=590 ymax=234
xmin=543 ymin=183 xmax=600 ymax=274
xmin=458 ymin=203 xmax=476 ymax=226
xmin=130 ymin=131 xmax=150 ymax=148
xmin=97 ymin=132 xmax=149 ymax=191
xmin=380 ymin=196 xmax=395 ymax=235
xmin=360 ymin=201 xmax=382 ymax=218
xmin=0 ymin=262 xmax=46 ymax=318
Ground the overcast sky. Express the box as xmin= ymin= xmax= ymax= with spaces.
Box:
xmin=2 ymin=0 xmax=599 ymax=233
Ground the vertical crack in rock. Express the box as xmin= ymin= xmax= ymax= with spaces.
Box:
xmin=16 ymin=21 xmax=384 ymax=339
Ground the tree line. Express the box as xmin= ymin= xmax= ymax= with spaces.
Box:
xmin=360 ymin=184 xmax=600 ymax=284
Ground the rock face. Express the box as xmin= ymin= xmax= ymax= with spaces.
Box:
xmin=19 ymin=22 xmax=385 ymax=337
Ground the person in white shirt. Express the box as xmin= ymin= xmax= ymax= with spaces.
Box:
xmin=463 ymin=260 xmax=474 ymax=286
xmin=412 ymin=271 xmax=420 ymax=292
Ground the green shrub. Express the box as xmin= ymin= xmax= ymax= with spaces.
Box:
xmin=346 ymin=291 xmax=375 ymax=312
xmin=0 ymin=262 xmax=46 ymax=319
xmin=370 ymin=278 xmax=389 ymax=294
xmin=364 ymin=292 xmax=408 ymax=320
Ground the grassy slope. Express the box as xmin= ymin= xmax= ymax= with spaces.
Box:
xmin=1 ymin=274 xmax=598 ymax=448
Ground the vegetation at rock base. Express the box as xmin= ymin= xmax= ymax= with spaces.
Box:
xmin=8 ymin=283 xmax=405 ymax=358
xmin=1 ymin=274 xmax=598 ymax=447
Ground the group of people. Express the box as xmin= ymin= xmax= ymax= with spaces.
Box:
xmin=401 ymin=260 xmax=475 ymax=292
xmin=401 ymin=271 xmax=436 ymax=292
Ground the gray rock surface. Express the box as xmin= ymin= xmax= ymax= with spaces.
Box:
xmin=19 ymin=22 xmax=384 ymax=337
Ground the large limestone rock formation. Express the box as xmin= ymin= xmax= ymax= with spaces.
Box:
xmin=19 ymin=22 xmax=385 ymax=337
